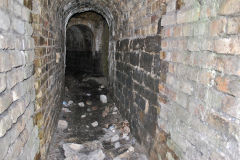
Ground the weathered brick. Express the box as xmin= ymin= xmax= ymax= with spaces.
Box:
xmin=130 ymin=52 xmax=139 ymax=66
xmin=13 ymin=18 xmax=25 ymax=34
xmin=9 ymin=99 xmax=26 ymax=123
xmin=11 ymin=82 xmax=26 ymax=101
xmin=140 ymin=52 xmax=153 ymax=72
xmin=0 ymin=73 xmax=6 ymax=93
xmin=10 ymin=51 xmax=25 ymax=68
xmin=177 ymin=7 xmax=200 ymax=24
xmin=135 ymin=93 xmax=146 ymax=111
xmin=227 ymin=17 xmax=240 ymax=34
xmin=0 ymin=10 xmax=10 ymax=31
xmin=219 ymin=0 xmax=240 ymax=15
xmin=0 ymin=90 xmax=13 ymax=114
xmin=214 ymin=37 xmax=240 ymax=54
xmin=7 ymin=68 xmax=24 ymax=89
xmin=0 ymin=52 xmax=11 ymax=72
xmin=144 ymin=35 xmax=161 ymax=53
xmin=0 ymin=113 xmax=12 ymax=137
xmin=132 ymin=38 xmax=145 ymax=50
xmin=222 ymin=95 xmax=240 ymax=120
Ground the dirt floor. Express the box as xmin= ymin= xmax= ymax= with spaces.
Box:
xmin=47 ymin=73 xmax=148 ymax=160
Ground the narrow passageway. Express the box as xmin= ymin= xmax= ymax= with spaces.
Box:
xmin=47 ymin=11 xmax=148 ymax=160
xmin=47 ymin=72 xmax=148 ymax=160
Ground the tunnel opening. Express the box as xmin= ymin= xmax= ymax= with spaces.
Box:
xmin=65 ymin=11 xmax=110 ymax=78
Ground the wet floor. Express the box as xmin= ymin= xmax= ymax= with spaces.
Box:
xmin=47 ymin=73 xmax=148 ymax=160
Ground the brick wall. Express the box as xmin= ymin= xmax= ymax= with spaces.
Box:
xmin=0 ymin=0 xmax=39 ymax=159
xmin=158 ymin=0 xmax=240 ymax=159
xmin=114 ymin=0 xmax=240 ymax=159
xmin=31 ymin=0 xmax=65 ymax=159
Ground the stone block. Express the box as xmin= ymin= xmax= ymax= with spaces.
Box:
xmin=0 ymin=10 xmax=10 ymax=31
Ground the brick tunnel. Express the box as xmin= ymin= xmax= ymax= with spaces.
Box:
xmin=0 ymin=0 xmax=240 ymax=160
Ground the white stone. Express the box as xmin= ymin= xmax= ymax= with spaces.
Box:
xmin=113 ymin=106 xmax=118 ymax=112
xmin=91 ymin=121 xmax=98 ymax=127
xmin=87 ymin=108 xmax=91 ymax=112
xmin=100 ymin=95 xmax=107 ymax=103
xmin=78 ymin=102 xmax=85 ymax=107
xmin=128 ymin=146 xmax=134 ymax=152
xmin=62 ymin=108 xmax=71 ymax=113
xmin=68 ymin=143 xmax=84 ymax=152
xmin=112 ymin=112 xmax=117 ymax=115
xmin=81 ymin=115 xmax=86 ymax=118
xmin=86 ymin=93 xmax=91 ymax=96
xmin=100 ymin=85 xmax=105 ymax=89
xmin=57 ymin=120 xmax=68 ymax=130
xmin=68 ymin=100 xmax=74 ymax=106
xmin=114 ymin=142 xmax=120 ymax=148
xmin=111 ymin=134 xmax=120 ymax=142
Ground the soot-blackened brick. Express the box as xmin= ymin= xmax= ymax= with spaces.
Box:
xmin=142 ymin=89 xmax=158 ymax=105
xmin=130 ymin=52 xmax=139 ymax=66
xmin=153 ymin=54 xmax=161 ymax=76
xmin=145 ymin=36 xmax=161 ymax=53
xmin=140 ymin=52 xmax=153 ymax=72
xmin=119 ymin=39 xmax=129 ymax=52
xmin=115 ymin=52 xmax=122 ymax=61
xmin=132 ymin=38 xmax=145 ymax=50
xmin=160 ymin=60 xmax=169 ymax=75
xmin=135 ymin=94 xmax=146 ymax=111
xmin=123 ymin=64 xmax=132 ymax=76
xmin=116 ymin=62 xmax=124 ymax=71
xmin=126 ymin=75 xmax=133 ymax=89
xmin=134 ymin=82 xmax=144 ymax=95
xmin=123 ymin=52 xmax=130 ymax=63
xmin=133 ymin=69 xmax=143 ymax=84
xmin=144 ymin=106 xmax=157 ymax=136
xmin=143 ymin=73 xmax=155 ymax=91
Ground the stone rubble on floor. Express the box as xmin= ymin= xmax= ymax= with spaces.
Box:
xmin=47 ymin=75 xmax=148 ymax=160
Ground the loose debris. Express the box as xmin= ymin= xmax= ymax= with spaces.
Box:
xmin=47 ymin=74 xmax=148 ymax=160
xmin=62 ymin=108 xmax=71 ymax=113
xmin=78 ymin=102 xmax=85 ymax=107
xmin=100 ymin=95 xmax=107 ymax=103
xmin=57 ymin=120 xmax=68 ymax=130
